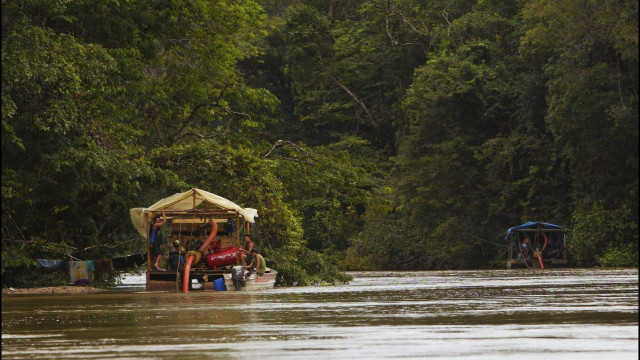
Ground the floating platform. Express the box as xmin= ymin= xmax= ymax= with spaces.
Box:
xmin=505 ymin=222 xmax=568 ymax=269
xmin=146 ymin=267 xmax=276 ymax=291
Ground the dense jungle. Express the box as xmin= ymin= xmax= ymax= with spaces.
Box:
xmin=2 ymin=0 xmax=638 ymax=288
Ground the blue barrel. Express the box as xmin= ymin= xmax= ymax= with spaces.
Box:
xmin=214 ymin=277 xmax=227 ymax=291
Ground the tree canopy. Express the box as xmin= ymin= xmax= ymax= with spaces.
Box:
xmin=2 ymin=0 xmax=637 ymax=287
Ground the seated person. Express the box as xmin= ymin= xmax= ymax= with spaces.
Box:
xmin=168 ymin=240 xmax=185 ymax=271
xmin=243 ymin=249 xmax=266 ymax=279
xmin=239 ymin=234 xmax=254 ymax=266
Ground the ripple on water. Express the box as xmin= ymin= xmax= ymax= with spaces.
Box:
xmin=1 ymin=268 xmax=637 ymax=359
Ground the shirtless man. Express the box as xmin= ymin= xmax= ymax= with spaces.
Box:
xmin=239 ymin=234 xmax=254 ymax=266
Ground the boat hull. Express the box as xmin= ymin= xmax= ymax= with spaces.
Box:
xmin=224 ymin=268 xmax=277 ymax=291
xmin=145 ymin=267 xmax=276 ymax=291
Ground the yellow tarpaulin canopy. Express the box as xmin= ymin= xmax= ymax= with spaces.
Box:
xmin=129 ymin=188 xmax=258 ymax=239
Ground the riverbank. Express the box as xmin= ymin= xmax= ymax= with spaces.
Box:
xmin=2 ymin=286 xmax=109 ymax=296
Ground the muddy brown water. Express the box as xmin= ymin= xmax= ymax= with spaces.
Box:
xmin=2 ymin=268 xmax=637 ymax=359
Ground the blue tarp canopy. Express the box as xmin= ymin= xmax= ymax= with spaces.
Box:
xmin=505 ymin=222 xmax=562 ymax=241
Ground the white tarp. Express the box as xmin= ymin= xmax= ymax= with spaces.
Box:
xmin=130 ymin=188 xmax=258 ymax=239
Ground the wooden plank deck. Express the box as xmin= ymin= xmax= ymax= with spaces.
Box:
xmin=507 ymin=258 xmax=568 ymax=269
xmin=146 ymin=268 xmax=230 ymax=291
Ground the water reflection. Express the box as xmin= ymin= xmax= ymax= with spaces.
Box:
xmin=2 ymin=268 xmax=637 ymax=359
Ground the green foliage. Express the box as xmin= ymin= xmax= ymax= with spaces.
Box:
xmin=596 ymin=243 xmax=639 ymax=268
xmin=517 ymin=0 xmax=638 ymax=268
xmin=266 ymin=246 xmax=352 ymax=286
xmin=569 ymin=203 xmax=638 ymax=267
xmin=1 ymin=0 xmax=277 ymax=284
xmin=1 ymin=18 xmax=165 ymax=274
xmin=342 ymin=210 xmax=412 ymax=271
xmin=2 ymin=266 xmax=68 ymax=289
xmin=2 ymin=0 xmax=637 ymax=288
xmin=149 ymin=140 xmax=306 ymax=250
xmin=266 ymin=136 xmax=378 ymax=253
xmin=1 ymin=240 xmax=35 ymax=272
xmin=90 ymin=267 xmax=118 ymax=288
xmin=520 ymin=0 xmax=638 ymax=207
xmin=383 ymin=33 xmax=502 ymax=268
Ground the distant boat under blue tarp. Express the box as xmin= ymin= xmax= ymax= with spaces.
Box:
xmin=505 ymin=222 xmax=567 ymax=269
xmin=505 ymin=222 xmax=562 ymax=242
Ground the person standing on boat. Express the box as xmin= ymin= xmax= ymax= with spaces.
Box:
xmin=521 ymin=237 xmax=530 ymax=259
xmin=244 ymin=249 xmax=266 ymax=279
xmin=149 ymin=209 xmax=167 ymax=271
xmin=239 ymin=234 xmax=254 ymax=266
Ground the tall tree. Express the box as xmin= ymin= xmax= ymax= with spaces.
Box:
xmin=520 ymin=0 xmax=638 ymax=265
xmin=2 ymin=17 xmax=162 ymax=272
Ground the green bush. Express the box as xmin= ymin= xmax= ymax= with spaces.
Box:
xmin=596 ymin=243 xmax=638 ymax=267
xmin=2 ymin=266 xmax=68 ymax=288
xmin=569 ymin=203 xmax=637 ymax=266
xmin=266 ymin=247 xmax=352 ymax=286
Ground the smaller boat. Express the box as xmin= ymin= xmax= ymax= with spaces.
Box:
xmin=223 ymin=266 xmax=277 ymax=291
xmin=505 ymin=222 xmax=568 ymax=269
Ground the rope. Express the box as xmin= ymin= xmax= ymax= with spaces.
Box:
xmin=470 ymin=235 xmax=509 ymax=248
xmin=515 ymin=232 xmax=535 ymax=270
xmin=175 ymin=218 xmax=183 ymax=292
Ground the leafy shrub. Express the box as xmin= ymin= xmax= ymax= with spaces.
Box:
xmin=569 ymin=203 xmax=638 ymax=266
xmin=2 ymin=266 xmax=68 ymax=289
xmin=266 ymin=247 xmax=352 ymax=286
xmin=596 ymin=243 xmax=638 ymax=267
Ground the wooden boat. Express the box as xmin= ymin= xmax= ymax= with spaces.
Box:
xmin=129 ymin=188 xmax=276 ymax=291
xmin=505 ymin=222 xmax=568 ymax=269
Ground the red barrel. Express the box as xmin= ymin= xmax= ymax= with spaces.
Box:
xmin=205 ymin=247 xmax=238 ymax=269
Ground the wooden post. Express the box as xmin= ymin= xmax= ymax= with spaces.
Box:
xmin=147 ymin=212 xmax=152 ymax=271
xmin=235 ymin=214 xmax=241 ymax=265
xmin=235 ymin=214 xmax=240 ymax=247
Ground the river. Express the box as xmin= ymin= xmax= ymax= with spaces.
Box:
xmin=2 ymin=268 xmax=637 ymax=359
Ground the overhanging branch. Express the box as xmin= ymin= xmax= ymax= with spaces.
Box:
xmin=263 ymin=140 xmax=316 ymax=164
